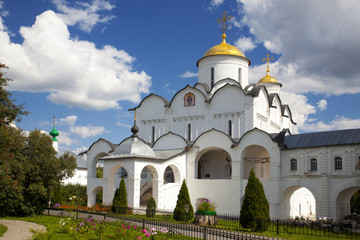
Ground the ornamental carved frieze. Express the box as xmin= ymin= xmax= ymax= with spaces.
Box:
xmin=214 ymin=111 xmax=244 ymax=118
xmin=141 ymin=119 xmax=165 ymax=124
xmin=173 ymin=115 xmax=205 ymax=122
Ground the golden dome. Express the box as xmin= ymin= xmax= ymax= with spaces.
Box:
xmin=257 ymin=72 xmax=282 ymax=87
xmin=197 ymin=34 xmax=251 ymax=66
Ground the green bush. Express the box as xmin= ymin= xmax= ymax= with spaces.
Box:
xmin=173 ymin=180 xmax=194 ymax=221
xmin=146 ymin=197 xmax=156 ymax=218
xmin=112 ymin=177 xmax=127 ymax=213
xmin=240 ymin=169 xmax=269 ymax=232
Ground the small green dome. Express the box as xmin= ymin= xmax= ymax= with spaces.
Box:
xmin=50 ymin=126 xmax=59 ymax=141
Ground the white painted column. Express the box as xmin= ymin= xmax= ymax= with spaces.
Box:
xmin=153 ymin=178 xmax=163 ymax=209
xmin=102 ymin=177 xmax=115 ymax=206
xmin=127 ymin=174 xmax=141 ymax=209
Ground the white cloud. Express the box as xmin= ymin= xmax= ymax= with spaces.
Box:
xmin=317 ymin=99 xmax=327 ymax=111
xmin=238 ymin=0 xmax=360 ymax=95
xmin=0 ymin=1 xmax=9 ymax=17
xmin=179 ymin=71 xmax=198 ymax=78
xmin=116 ymin=121 xmax=131 ymax=128
xmin=234 ymin=36 xmax=256 ymax=53
xmin=70 ymin=125 xmax=105 ymax=138
xmin=58 ymin=115 xmax=78 ymax=126
xmin=52 ymin=0 xmax=115 ymax=33
xmin=301 ymin=116 xmax=360 ymax=132
xmin=58 ymin=131 xmax=78 ymax=147
xmin=210 ymin=0 xmax=225 ymax=7
xmin=1 ymin=10 xmax=151 ymax=111
xmin=72 ymin=146 xmax=88 ymax=155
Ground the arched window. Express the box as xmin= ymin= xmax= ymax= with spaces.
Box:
xmin=187 ymin=124 xmax=191 ymax=141
xmin=310 ymin=158 xmax=317 ymax=171
xmin=152 ymin=126 xmax=155 ymax=143
xmin=290 ymin=159 xmax=297 ymax=171
xmin=163 ymin=166 xmax=175 ymax=184
xmin=228 ymin=120 xmax=232 ymax=137
xmin=211 ymin=67 xmax=214 ymax=88
xmin=335 ymin=157 xmax=342 ymax=170
xmin=238 ymin=68 xmax=242 ymax=84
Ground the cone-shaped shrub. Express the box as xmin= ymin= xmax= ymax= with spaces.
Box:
xmin=146 ymin=197 xmax=156 ymax=218
xmin=240 ymin=169 xmax=270 ymax=232
xmin=112 ymin=177 xmax=127 ymax=214
xmin=173 ymin=180 xmax=194 ymax=221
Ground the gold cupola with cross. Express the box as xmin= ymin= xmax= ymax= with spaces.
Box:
xmin=256 ymin=54 xmax=282 ymax=94
xmin=197 ymin=11 xmax=251 ymax=90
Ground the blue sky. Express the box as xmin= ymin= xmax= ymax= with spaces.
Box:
xmin=1 ymin=0 xmax=360 ymax=153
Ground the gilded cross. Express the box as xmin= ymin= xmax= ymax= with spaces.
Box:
xmin=263 ymin=53 xmax=273 ymax=73
xmin=217 ymin=11 xmax=232 ymax=34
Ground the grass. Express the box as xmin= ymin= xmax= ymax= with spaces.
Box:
xmin=1 ymin=213 xmax=358 ymax=240
xmin=0 ymin=224 xmax=7 ymax=237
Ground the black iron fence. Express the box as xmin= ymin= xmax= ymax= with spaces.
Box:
xmin=45 ymin=207 xmax=360 ymax=240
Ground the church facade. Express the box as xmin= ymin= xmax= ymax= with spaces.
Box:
xmin=86 ymin=31 xmax=360 ymax=220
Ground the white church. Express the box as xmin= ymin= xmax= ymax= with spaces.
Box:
xmin=85 ymin=19 xmax=360 ymax=220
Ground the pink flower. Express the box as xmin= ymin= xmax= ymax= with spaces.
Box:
xmin=142 ymin=229 xmax=147 ymax=233
xmin=137 ymin=237 xmax=141 ymax=239
xmin=127 ymin=225 xmax=130 ymax=229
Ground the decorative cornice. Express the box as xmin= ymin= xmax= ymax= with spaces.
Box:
xmin=173 ymin=115 xmax=205 ymax=121
xmin=141 ymin=119 xmax=165 ymax=124
xmin=214 ymin=111 xmax=244 ymax=118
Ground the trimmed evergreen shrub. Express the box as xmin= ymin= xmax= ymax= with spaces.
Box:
xmin=240 ymin=169 xmax=270 ymax=232
xmin=112 ymin=177 xmax=127 ymax=214
xmin=146 ymin=197 xmax=156 ymax=218
xmin=173 ymin=180 xmax=194 ymax=222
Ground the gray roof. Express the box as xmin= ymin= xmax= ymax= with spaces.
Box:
xmin=283 ymin=129 xmax=360 ymax=149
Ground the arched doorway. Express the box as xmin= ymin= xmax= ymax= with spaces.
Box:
xmin=196 ymin=148 xmax=232 ymax=179
xmin=139 ymin=165 xmax=159 ymax=207
xmin=336 ymin=187 xmax=360 ymax=219
xmin=91 ymin=186 xmax=103 ymax=206
xmin=242 ymin=145 xmax=270 ymax=180
xmin=281 ymin=186 xmax=316 ymax=220
xmin=91 ymin=153 xmax=107 ymax=178
xmin=113 ymin=167 xmax=128 ymax=189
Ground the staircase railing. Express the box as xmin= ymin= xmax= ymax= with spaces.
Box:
xmin=140 ymin=181 xmax=153 ymax=196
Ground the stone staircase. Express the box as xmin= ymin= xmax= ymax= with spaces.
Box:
xmin=140 ymin=188 xmax=152 ymax=207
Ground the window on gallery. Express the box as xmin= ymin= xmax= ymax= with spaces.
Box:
xmin=211 ymin=67 xmax=214 ymax=88
xmin=335 ymin=156 xmax=342 ymax=170
xmin=290 ymin=159 xmax=297 ymax=171
xmin=238 ymin=68 xmax=242 ymax=84
xmin=228 ymin=120 xmax=232 ymax=137
xmin=152 ymin=126 xmax=155 ymax=143
xmin=187 ymin=124 xmax=191 ymax=141
xmin=310 ymin=158 xmax=317 ymax=171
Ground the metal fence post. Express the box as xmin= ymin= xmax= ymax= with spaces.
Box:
xmin=276 ymin=219 xmax=279 ymax=235
xmin=203 ymin=227 xmax=207 ymax=240
xmin=142 ymin=219 xmax=145 ymax=230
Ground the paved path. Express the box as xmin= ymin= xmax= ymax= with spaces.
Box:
xmin=0 ymin=220 xmax=46 ymax=240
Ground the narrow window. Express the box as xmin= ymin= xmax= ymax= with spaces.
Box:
xmin=211 ymin=67 xmax=214 ymax=88
xmin=152 ymin=126 xmax=155 ymax=143
xmin=335 ymin=157 xmax=342 ymax=170
xmin=290 ymin=159 xmax=297 ymax=171
xmin=238 ymin=68 xmax=242 ymax=84
xmin=310 ymin=158 xmax=317 ymax=171
xmin=228 ymin=120 xmax=232 ymax=137
xmin=187 ymin=124 xmax=191 ymax=141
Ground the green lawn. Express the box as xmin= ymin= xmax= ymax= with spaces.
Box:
xmin=0 ymin=224 xmax=7 ymax=237
xmin=1 ymin=214 xmax=358 ymax=240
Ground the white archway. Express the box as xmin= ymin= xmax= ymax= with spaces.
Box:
xmin=242 ymin=145 xmax=270 ymax=180
xmin=195 ymin=147 xmax=232 ymax=179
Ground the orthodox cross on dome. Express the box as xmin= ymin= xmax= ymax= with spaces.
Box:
xmin=217 ymin=11 xmax=232 ymax=35
xmin=263 ymin=53 xmax=274 ymax=74
xmin=49 ymin=115 xmax=59 ymax=141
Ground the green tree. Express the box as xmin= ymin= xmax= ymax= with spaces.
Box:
xmin=173 ymin=180 xmax=194 ymax=222
xmin=146 ymin=197 xmax=156 ymax=218
xmin=0 ymin=127 xmax=76 ymax=216
xmin=112 ymin=177 xmax=127 ymax=213
xmin=0 ymin=63 xmax=29 ymax=126
xmin=350 ymin=189 xmax=360 ymax=214
xmin=240 ymin=169 xmax=270 ymax=232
